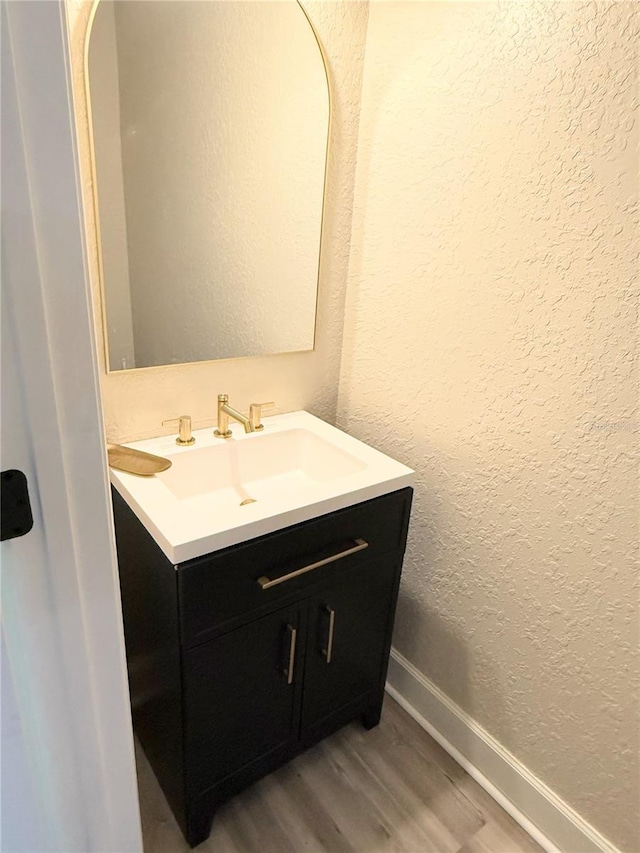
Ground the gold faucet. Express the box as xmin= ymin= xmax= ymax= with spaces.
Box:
xmin=214 ymin=394 xmax=254 ymax=439
xmin=162 ymin=414 xmax=195 ymax=445
xmin=249 ymin=401 xmax=275 ymax=431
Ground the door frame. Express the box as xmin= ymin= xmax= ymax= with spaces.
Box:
xmin=2 ymin=2 xmax=142 ymax=849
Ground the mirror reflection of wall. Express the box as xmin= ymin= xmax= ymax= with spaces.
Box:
xmin=87 ymin=0 xmax=329 ymax=372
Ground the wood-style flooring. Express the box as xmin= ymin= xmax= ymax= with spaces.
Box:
xmin=135 ymin=696 xmax=544 ymax=853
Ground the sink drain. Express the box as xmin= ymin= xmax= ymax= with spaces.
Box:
xmin=239 ymin=498 xmax=257 ymax=506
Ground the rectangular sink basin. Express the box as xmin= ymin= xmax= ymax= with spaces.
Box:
xmin=158 ymin=428 xmax=367 ymax=502
xmin=110 ymin=411 xmax=414 ymax=562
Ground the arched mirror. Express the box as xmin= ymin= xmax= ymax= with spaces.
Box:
xmin=86 ymin=0 xmax=329 ymax=371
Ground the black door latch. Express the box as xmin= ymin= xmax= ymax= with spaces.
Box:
xmin=1 ymin=470 xmax=34 ymax=541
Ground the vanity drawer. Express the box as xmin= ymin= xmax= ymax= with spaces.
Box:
xmin=178 ymin=488 xmax=412 ymax=649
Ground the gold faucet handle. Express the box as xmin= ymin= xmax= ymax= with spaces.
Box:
xmin=249 ymin=401 xmax=275 ymax=432
xmin=162 ymin=415 xmax=196 ymax=446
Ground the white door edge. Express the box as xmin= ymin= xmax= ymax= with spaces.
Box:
xmin=2 ymin=2 xmax=142 ymax=850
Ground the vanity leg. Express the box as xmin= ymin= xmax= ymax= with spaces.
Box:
xmin=186 ymin=802 xmax=216 ymax=849
xmin=361 ymin=702 xmax=382 ymax=730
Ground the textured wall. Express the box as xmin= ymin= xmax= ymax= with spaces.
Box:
xmin=337 ymin=2 xmax=639 ymax=850
xmin=67 ymin=0 xmax=368 ymax=441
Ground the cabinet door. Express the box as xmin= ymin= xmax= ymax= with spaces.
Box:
xmin=183 ymin=604 xmax=304 ymax=794
xmin=302 ymin=554 xmax=400 ymax=731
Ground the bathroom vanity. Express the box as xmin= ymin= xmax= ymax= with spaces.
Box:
xmin=110 ymin=412 xmax=413 ymax=847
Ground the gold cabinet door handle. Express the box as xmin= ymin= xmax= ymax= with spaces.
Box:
xmin=322 ymin=606 xmax=335 ymax=664
xmin=284 ymin=624 xmax=297 ymax=685
xmin=257 ymin=538 xmax=368 ymax=590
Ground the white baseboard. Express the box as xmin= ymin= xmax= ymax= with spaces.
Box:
xmin=386 ymin=649 xmax=619 ymax=853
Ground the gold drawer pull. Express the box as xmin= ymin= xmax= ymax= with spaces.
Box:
xmin=257 ymin=538 xmax=368 ymax=590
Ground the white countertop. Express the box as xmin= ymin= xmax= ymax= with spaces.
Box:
xmin=110 ymin=411 xmax=414 ymax=563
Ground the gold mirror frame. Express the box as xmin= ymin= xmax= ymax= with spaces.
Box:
xmin=83 ymin=0 xmax=332 ymax=374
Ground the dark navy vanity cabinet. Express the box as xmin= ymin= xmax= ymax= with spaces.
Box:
xmin=113 ymin=486 xmax=412 ymax=847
